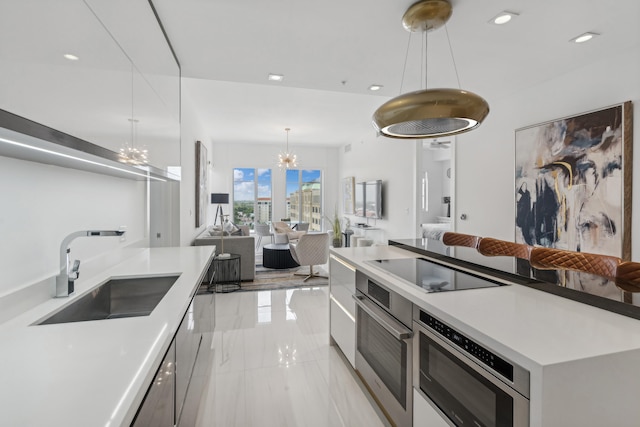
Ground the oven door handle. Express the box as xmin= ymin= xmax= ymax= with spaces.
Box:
xmin=353 ymin=295 xmax=413 ymax=340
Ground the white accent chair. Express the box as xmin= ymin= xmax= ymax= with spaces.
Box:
xmin=295 ymin=222 xmax=310 ymax=232
xmin=273 ymin=221 xmax=306 ymax=244
xmin=254 ymin=223 xmax=273 ymax=250
xmin=289 ymin=232 xmax=330 ymax=281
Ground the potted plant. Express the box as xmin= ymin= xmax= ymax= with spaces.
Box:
xmin=325 ymin=208 xmax=343 ymax=247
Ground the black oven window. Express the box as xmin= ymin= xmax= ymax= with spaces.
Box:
xmin=430 ymin=344 xmax=496 ymax=426
xmin=419 ymin=332 xmax=514 ymax=427
xmin=357 ymin=307 xmax=407 ymax=408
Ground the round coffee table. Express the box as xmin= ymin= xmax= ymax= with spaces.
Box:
xmin=263 ymin=244 xmax=300 ymax=269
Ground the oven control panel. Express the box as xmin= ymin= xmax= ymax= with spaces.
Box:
xmin=419 ymin=310 xmax=514 ymax=381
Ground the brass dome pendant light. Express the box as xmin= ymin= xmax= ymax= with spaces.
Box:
xmin=372 ymin=0 xmax=489 ymax=139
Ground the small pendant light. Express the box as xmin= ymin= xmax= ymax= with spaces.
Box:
xmin=277 ymin=127 xmax=298 ymax=170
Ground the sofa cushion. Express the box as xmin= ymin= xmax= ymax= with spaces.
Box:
xmin=228 ymin=224 xmax=242 ymax=236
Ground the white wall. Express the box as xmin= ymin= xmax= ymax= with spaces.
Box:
xmin=179 ymin=81 xmax=213 ymax=246
xmin=339 ymin=137 xmax=418 ymax=241
xmin=455 ymin=48 xmax=640 ymax=259
xmin=210 ymin=142 xmax=339 ymax=228
xmin=0 ymin=155 xmax=147 ymax=298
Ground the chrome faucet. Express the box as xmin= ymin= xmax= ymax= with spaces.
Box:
xmin=55 ymin=230 xmax=126 ymax=298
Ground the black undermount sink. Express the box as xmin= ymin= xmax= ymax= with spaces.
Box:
xmin=36 ymin=275 xmax=180 ymax=325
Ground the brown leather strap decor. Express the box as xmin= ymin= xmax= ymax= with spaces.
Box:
xmin=477 ymin=237 xmax=531 ymax=260
xmin=442 ymin=232 xmax=481 ymax=249
xmin=615 ymin=262 xmax=640 ymax=292
xmin=529 ymin=247 xmax=621 ymax=278
xmin=439 ymin=231 xmax=640 ymax=291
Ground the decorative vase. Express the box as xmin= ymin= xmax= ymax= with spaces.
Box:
xmin=333 ymin=237 xmax=342 ymax=248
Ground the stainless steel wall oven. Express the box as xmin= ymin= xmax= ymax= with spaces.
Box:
xmin=354 ymin=270 xmax=413 ymax=427
xmin=413 ymin=307 xmax=530 ymax=427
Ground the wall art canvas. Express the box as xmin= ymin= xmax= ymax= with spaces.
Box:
xmin=343 ymin=176 xmax=355 ymax=214
xmin=515 ymin=102 xmax=632 ymax=259
xmin=195 ymin=140 xmax=208 ymax=228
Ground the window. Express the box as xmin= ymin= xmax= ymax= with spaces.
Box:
xmin=285 ymin=169 xmax=322 ymax=231
xmin=233 ymin=168 xmax=272 ymax=229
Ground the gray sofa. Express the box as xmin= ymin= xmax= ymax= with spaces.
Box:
xmin=194 ymin=227 xmax=255 ymax=281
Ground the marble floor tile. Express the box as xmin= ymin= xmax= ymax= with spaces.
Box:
xmin=317 ymin=349 xmax=389 ymax=427
xmin=211 ymin=328 xmax=245 ymax=374
xmin=197 ymin=370 xmax=247 ymax=427
xmin=195 ymin=287 xmax=387 ymax=427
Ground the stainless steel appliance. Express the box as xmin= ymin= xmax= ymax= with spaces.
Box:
xmin=366 ymin=257 xmax=506 ymax=293
xmin=414 ymin=307 xmax=530 ymax=427
xmin=353 ymin=270 xmax=413 ymax=427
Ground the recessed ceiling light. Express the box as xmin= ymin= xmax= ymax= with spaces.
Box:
xmin=268 ymin=73 xmax=284 ymax=82
xmin=63 ymin=53 xmax=79 ymax=61
xmin=570 ymin=32 xmax=599 ymax=43
xmin=369 ymin=85 xmax=383 ymax=91
xmin=489 ymin=11 xmax=519 ymax=25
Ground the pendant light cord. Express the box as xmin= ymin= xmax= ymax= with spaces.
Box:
xmin=285 ymin=128 xmax=290 ymax=152
xmin=424 ymin=30 xmax=428 ymax=89
xmin=444 ymin=24 xmax=461 ymax=89
xmin=130 ymin=63 xmax=135 ymax=149
xmin=399 ymin=31 xmax=412 ymax=95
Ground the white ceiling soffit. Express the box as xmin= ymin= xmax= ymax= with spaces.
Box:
xmin=153 ymin=0 xmax=640 ymax=146
xmin=182 ymin=78 xmax=384 ymax=147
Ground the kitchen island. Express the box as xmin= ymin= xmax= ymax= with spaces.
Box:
xmin=329 ymin=245 xmax=640 ymax=427
xmin=390 ymin=238 xmax=640 ymax=319
xmin=0 ymin=246 xmax=214 ymax=427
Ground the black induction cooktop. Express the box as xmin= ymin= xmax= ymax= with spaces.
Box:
xmin=366 ymin=257 xmax=505 ymax=292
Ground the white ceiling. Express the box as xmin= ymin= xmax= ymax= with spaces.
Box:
xmin=152 ymin=0 xmax=640 ymax=147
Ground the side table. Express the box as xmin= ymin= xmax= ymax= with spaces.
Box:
xmin=208 ymin=253 xmax=241 ymax=293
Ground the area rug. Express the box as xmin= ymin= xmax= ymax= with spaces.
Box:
xmin=238 ymin=264 xmax=328 ymax=292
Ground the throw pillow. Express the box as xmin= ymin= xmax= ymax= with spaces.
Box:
xmin=223 ymin=221 xmax=241 ymax=235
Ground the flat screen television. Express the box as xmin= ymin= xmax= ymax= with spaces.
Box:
xmin=355 ymin=180 xmax=382 ymax=219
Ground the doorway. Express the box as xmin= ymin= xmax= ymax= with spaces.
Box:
xmin=417 ymin=139 xmax=453 ymax=238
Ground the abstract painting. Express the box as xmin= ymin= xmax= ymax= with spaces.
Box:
xmin=515 ymin=102 xmax=632 ymax=260
xmin=195 ymin=140 xmax=208 ymax=228
xmin=343 ymin=176 xmax=355 ymax=214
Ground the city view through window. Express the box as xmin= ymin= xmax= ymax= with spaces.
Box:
xmin=286 ymin=169 xmax=322 ymax=231
xmin=233 ymin=168 xmax=322 ymax=230
xmin=233 ymin=168 xmax=272 ymax=229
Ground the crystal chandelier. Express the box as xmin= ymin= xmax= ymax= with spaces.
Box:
xmin=119 ymin=118 xmax=148 ymax=165
xmin=277 ymin=127 xmax=297 ymax=170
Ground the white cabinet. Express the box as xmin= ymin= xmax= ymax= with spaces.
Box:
xmin=330 ymin=300 xmax=356 ymax=366
xmin=176 ymin=299 xmax=203 ymax=423
xmin=413 ymin=388 xmax=452 ymax=427
xmin=329 ymin=255 xmax=356 ymax=367
xmin=133 ymin=341 xmax=176 ymax=427
xmin=0 ymin=0 xmax=180 ymax=175
xmin=135 ymin=291 xmax=214 ymax=427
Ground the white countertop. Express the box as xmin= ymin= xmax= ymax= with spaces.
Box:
xmin=331 ymin=246 xmax=640 ymax=369
xmin=0 ymin=246 xmax=214 ymax=427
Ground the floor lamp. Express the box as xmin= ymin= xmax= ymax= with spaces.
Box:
xmin=211 ymin=193 xmax=230 ymax=258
